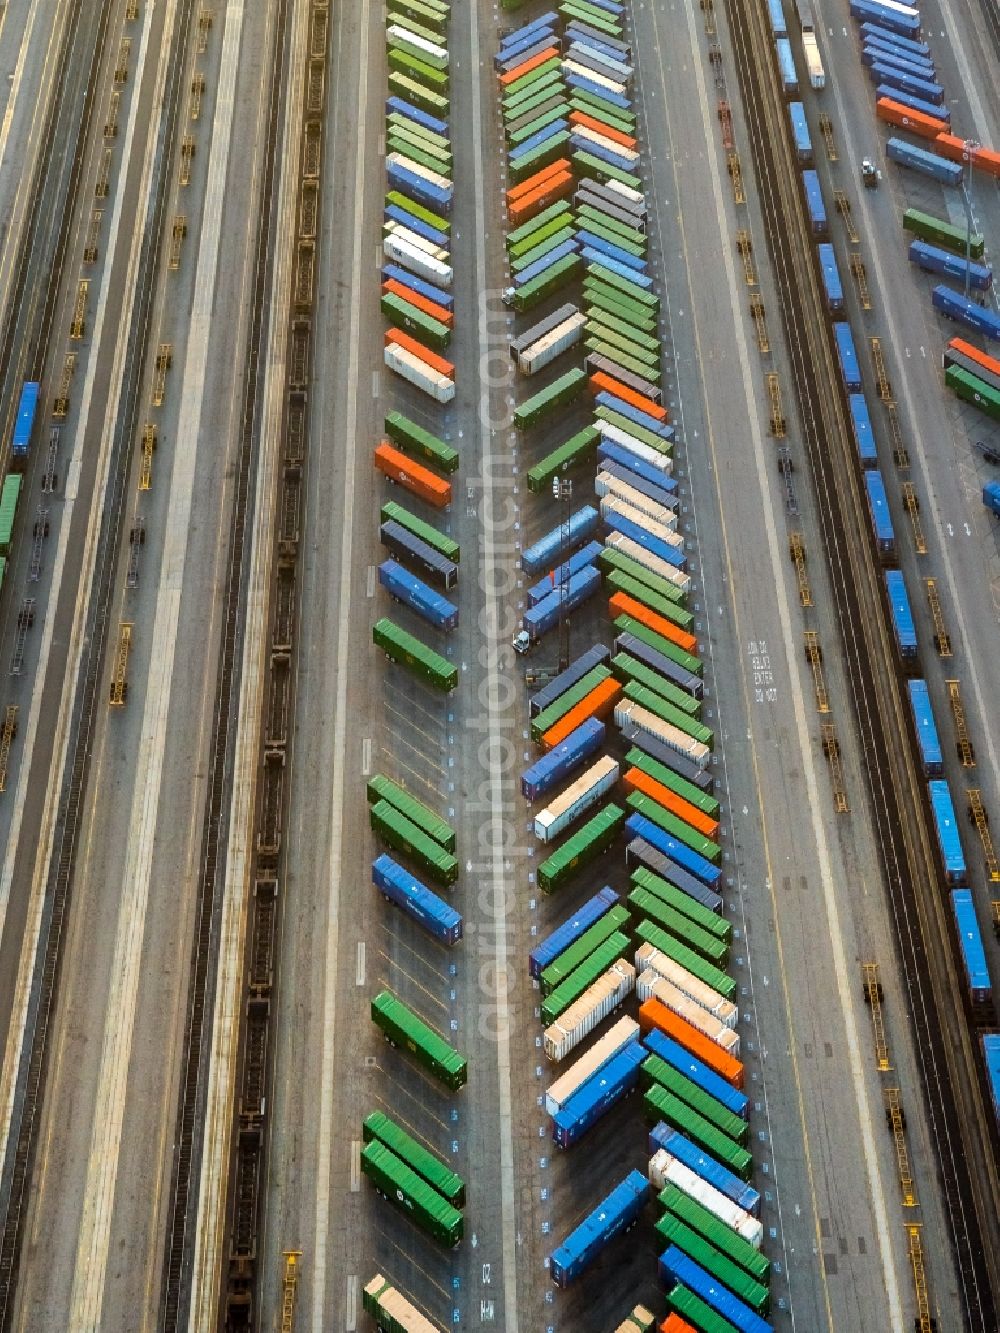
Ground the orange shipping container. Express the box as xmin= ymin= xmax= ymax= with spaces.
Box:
xmin=542 ymin=678 xmax=622 ymax=750
xmin=608 ymin=592 xmax=698 ymax=655
xmin=498 ymin=47 xmax=560 ymax=87
xmin=508 ymin=171 xmax=575 ymax=225
xmin=382 ymin=278 xmax=454 ymax=329
xmin=660 ymin=1316 xmax=698 ymax=1333
xmin=623 ymin=767 xmax=720 ymax=840
xmin=639 ymin=996 xmax=744 ymax=1089
xmin=934 ymin=133 xmax=1000 ymax=179
xmin=589 ymin=371 xmax=669 ymax=423
xmin=875 ymin=97 xmax=947 ymax=141
xmin=950 ymin=337 xmax=1000 ymax=380
xmin=374 ymin=442 xmax=452 ymax=509
xmin=568 ymin=109 xmax=638 ymax=150
xmin=508 ymin=157 xmax=572 ymax=204
xmin=383 ymin=326 xmax=454 ymax=379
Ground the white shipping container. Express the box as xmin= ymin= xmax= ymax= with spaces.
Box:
xmin=605 ymin=178 xmax=647 ymax=208
xmin=571 ymin=122 xmax=641 ymax=165
xmin=543 ymin=960 xmax=636 ymax=1061
xmin=596 ymin=472 xmax=678 ymax=529
xmin=535 ymin=755 xmax=620 ymax=842
xmin=383 ymin=234 xmax=453 ymax=287
xmin=561 ymin=58 xmax=627 ymax=96
xmin=383 ymin=221 xmax=450 ymax=262
xmin=384 ymin=344 xmax=455 ymax=403
xmin=605 ymin=532 xmax=691 ymax=595
xmin=639 ymin=973 xmax=741 ymax=1056
xmin=636 ymin=943 xmax=737 ymax=1028
xmin=600 ymin=496 xmax=683 ymax=550
xmin=386 ymin=25 xmax=450 ymax=66
xmin=649 ymin=1151 xmax=764 ymax=1248
xmin=614 ymin=700 xmax=710 ymax=768
xmin=544 ymin=1015 xmax=640 ymax=1116
xmin=802 ymin=32 xmax=825 ymax=89
xmin=520 ymin=313 xmax=588 ymax=375
xmin=567 ymin=41 xmax=634 ymax=83
xmin=598 ymin=421 xmax=673 ymax=474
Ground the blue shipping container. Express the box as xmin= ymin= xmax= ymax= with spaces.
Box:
xmin=597 ymin=443 xmax=678 ymax=494
xmin=932 ymin=286 xmax=1000 ymax=342
xmin=521 ymin=718 xmax=607 ymax=802
xmin=515 ymin=238 xmax=581 ymax=289
xmin=585 ymin=254 xmax=655 ymax=291
xmin=788 ymin=102 xmax=811 ymax=163
xmin=833 ymin=321 xmax=862 ymax=389
xmin=379 ymin=559 xmax=458 ymax=631
xmin=862 ymin=42 xmax=936 ymax=78
xmin=509 ymin=120 xmax=570 ymax=163
xmin=383 ymin=263 xmax=454 ymax=310
xmin=885 ymin=569 xmax=916 ymax=657
xmin=528 ymin=542 xmax=604 ymax=607
xmin=498 ymin=36 xmax=560 ymax=74
xmin=868 ymin=60 xmax=944 ymax=105
xmin=776 ymin=38 xmax=798 ymax=95
xmin=643 ymin=1028 xmax=748 ymax=1120
xmin=658 ymin=1248 xmax=773 ymax=1333
xmin=372 ymin=854 xmax=462 ymax=943
xmin=386 ymin=161 xmax=451 ymax=212
xmin=876 ymin=84 xmax=951 ymax=124
xmin=522 ymin=506 xmax=600 ymax=575
xmin=566 ymin=24 xmax=631 ymax=63
xmin=625 ymin=813 xmax=722 ymax=888
xmin=848 ymin=394 xmax=878 ymax=467
xmin=602 ymin=509 xmax=687 ymax=571
xmin=549 ymin=1170 xmax=649 ymax=1287
xmin=982 ymin=1033 xmax=1000 ymax=1125
xmin=385 ymin=204 xmax=449 ymax=249
xmin=907 ymin=680 xmax=943 ymax=776
xmin=767 ymin=0 xmax=788 ymax=37
xmin=598 ymin=461 xmax=678 ymax=512
xmin=859 ymin=22 xmax=930 ymax=58
xmin=929 ymin=780 xmax=966 ymax=884
xmin=886 ymin=138 xmax=962 ymax=186
xmin=565 ymin=72 xmax=632 ymax=114
xmin=818 ymin=243 xmax=844 ymax=312
xmin=864 ymin=471 xmax=894 ymax=555
xmin=529 ymin=885 xmax=619 ymax=977
xmin=577 ymin=230 xmax=648 ymax=273
xmin=849 ymin=0 xmax=921 ymax=40
xmin=650 ymin=1125 xmax=760 ymax=1215
xmin=499 ymin=12 xmax=559 ymax=53
xmin=596 ymin=393 xmax=674 ymax=438
xmin=385 ymin=96 xmax=450 ymax=137
xmin=802 ymin=170 xmax=827 ymax=234
xmin=552 ymin=1042 xmax=646 ymax=1147
xmin=910 ymin=240 xmax=992 ymax=290
xmin=524 ymin=565 xmax=602 ymax=639
xmin=952 ymin=889 xmax=991 ymax=1004
xmin=11 ymin=382 xmax=39 ymax=461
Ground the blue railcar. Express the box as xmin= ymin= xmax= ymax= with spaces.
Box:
xmin=649 ymin=1124 xmax=760 ymax=1215
xmin=378 ymin=559 xmax=458 ymax=631
xmin=865 ymin=471 xmax=895 ymax=556
xmin=521 ymin=718 xmax=607 ymax=802
xmin=849 ymin=0 xmax=921 ymax=39
xmin=598 ymin=461 xmax=677 ymax=512
xmin=932 ymin=286 xmax=1000 ymax=342
xmin=876 ymin=85 xmax=951 ymax=125
xmin=515 ymin=238 xmax=581 ymax=289
xmin=788 ymin=101 xmax=812 ymax=163
xmin=818 ymin=243 xmax=844 ymax=313
xmin=848 ymin=393 xmax=877 ymax=467
xmin=529 ymin=644 xmax=613 ymax=718
xmin=625 ymin=813 xmax=722 ymax=888
xmin=951 ymin=889 xmax=991 ymax=1005
xmin=552 ymin=1042 xmax=646 ymax=1147
xmin=659 ymin=1250 xmax=773 ymax=1333
xmin=602 ymin=509 xmax=687 ymax=571
xmin=383 ymin=263 xmax=454 ymax=310
xmin=910 ymin=240 xmax=992 ymax=290
xmin=861 ymin=42 xmax=935 ymax=78
xmin=595 ymin=392 xmax=673 ymax=437
xmin=380 ymin=521 xmax=458 ymax=590
xmin=384 ymin=204 xmax=449 ymax=249
xmin=643 ymin=1029 xmax=748 ymax=1119
xmin=982 ymin=1033 xmax=1000 ymax=1125
xmin=10 ymin=382 xmax=39 ymax=466
xmin=833 ymin=321 xmax=862 ymax=390
xmin=565 ymin=72 xmax=632 ymax=114
xmin=636 ymin=851 xmax=723 ymax=914
xmin=527 ymin=541 xmax=604 ymax=606
xmin=385 ymin=95 xmax=449 ymax=137
xmin=860 ymin=22 xmax=930 ymax=57
xmin=529 ymin=885 xmax=619 ymax=977
xmin=885 ymin=569 xmax=916 ymax=658
xmin=597 ymin=443 xmax=678 ymax=494
xmin=372 ymin=854 xmax=462 ymax=944
xmin=549 ymin=1170 xmax=650 ymax=1287
xmin=577 ymin=230 xmax=648 ymax=273
xmin=614 ymin=631 xmax=703 ymax=700
xmin=522 ymin=506 xmax=600 ymax=575
xmin=523 ymin=566 xmax=602 ymax=639
xmin=767 ymin=0 xmax=788 ymax=37
xmin=907 ymin=680 xmax=943 ymax=776
xmin=929 ymin=781 xmax=966 ymax=883
xmin=775 ymin=38 xmax=798 ymax=96
xmin=869 ymin=60 xmax=944 ymax=105
xmin=890 ymin=137 xmax=965 ymax=185
xmin=802 ymin=170 xmax=828 ymax=235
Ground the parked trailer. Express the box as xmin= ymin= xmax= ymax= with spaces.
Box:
xmin=910 ymin=241 xmax=992 ymax=291
xmin=983 ymin=1033 xmax=1000 ymax=1126
xmin=371 ymin=990 xmax=468 ymax=1089
xmin=367 ymin=774 xmax=455 ymax=850
xmin=626 ymin=750 xmax=716 ymax=816
xmin=877 ymin=95 xmax=948 ymax=140
xmin=659 ymin=1183 xmax=769 ymax=1283
xmin=386 ymin=94 xmax=450 ymax=136
xmin=655 ymin=1220 xmax=770 ymax=1315
xmin=381 ymin=520 xmax=457 ymax=591
xmin=632 ymin=863 xmax=727 ymax=936
xmin=659 ymin=1247 xmax=772 ymax=1332
xmin=907 ymin=680 xmax=943 ymax=776
xmin=370 ymin=800 xmax=458 ymax=885
xmin=849 ymin=0 xmax=920 ymax=39
xmin=859 ymin=21 xmax=929 ymax=56
xmin=530 ymin=884 xmax=619 ymax=977
xmin=802 ymin=169 xmax=827 ymax=235
xmin=947 ymin=365 xmax=1000 ymax=421
xmin=605 ymin=535 xmax=690 ymax=599
xmin=886 ymin=140 xmax=963 ymax=192
xmin=545 ymin=1015 xmax=640 ymax=1114
xmin=542 ymin=937 xmax=632 ymax=1026
xmin=767 ymin=0 xmax=787 ymax=37
xmin=527 ymin=542 xmax=604 ymax=606
xmin=379 ymin=559 xmax=458 ymax=631
xmin=540 ymin=904 xmax=632 ymax=996
xmin=363 ymin=1273 xmax=444 ymax=1333
xmin=372 ymin=855 xmax=462 ymax=944
xmin=363 ymin=1111 xmax=465 ymax=1208
xmin=521 ymin=505 xmax=599 ymax=574
xmin=523 ymin=567 xmax=603 ymax=643
xmin=529 ymin=644 xmax=612 ymax=717
xmin=650 ymin=1154 xmax=763 ymax=1248
xmin=543 ymin=959 xmax=636 ymax=1061
xmin=875 ymin=84 xmax=951 ymax=125
xmin=643 ymin=1027 xmax=746 ymax=1116
xmin=551 ymin=1041 xmax=646 ymax=1147
xmin=869 ymin=60 xmax=944 ymax=107
xmin=384 ymin=342 xmax=455 ymax=403
xmin=904 ymin=208 xmax=984 ymax=259
xmin=650 ymin=1126 xmax=760 ymax=1213
xmin=537 ymin=803 xmax=626 ymax=893
xmin=865 ymin=471 xmax=895 ymax=556
xmin=521 ymin=718 xmax=606 ymax=801
xmin=375 ymin=442 xmax=452 ymax=506
xmin=548 ymin=1170 xmax=650 ymax=1287
xmin=514 ymin=367 xmax=587 ymax=429
xmin=535 ymin=755 xmax=621 ymax=841
xmin=863 ymin=44 xmax=937 ymax=79
xmin=381 ymin=500 xmax=459 ymax=563
xmin=373 ymin=618 xmax=458 ymax=692
xmin=929 ymin=780 xmax=966 ymax=884
xmin=932 ymin=285 xmax=1000 ymax=342
xmin=383 ymin=261 xmax=454 ymax=310
xmin=633 ymin=918 xmax=736 ymax=1002
xmin=944 ymin=338 xmax=1000 ymax=393
xmin=361 ymin=1140 xmax=463 ymax=1247
xmin=518 ymin=312 xmax=587 ymax=374
xmin=933 ymin=133 xmax=1000 ymax=180
xmin=613 ymin=613 xmax=702 ymax=678
xmin=626 ymin=813 xmax=721 ymax=891
xmin=527 ymin=425 xmax=602 ymax=492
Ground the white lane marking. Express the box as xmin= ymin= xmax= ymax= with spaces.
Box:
xmin=345 ymin=1275 xmax=358 ymax=1332
xmin=367 ymin=564 xmax=376 ymax=597
xmin=349 ymin=1140 xmax=361 ymax=1193
xmin=362 ymin=737 xmax=372 ymax=774
xmin=356 ymin=942 xmax=366 ymax=987
xmin=311 ymin=14 xmax=369 ymax=1331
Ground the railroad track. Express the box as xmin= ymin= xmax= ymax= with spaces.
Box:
xmin=0 ymin=0 xmax=204 ymax=1324
xmin=156 ymin=0 xmax=296 ymax=1325
xmin=721 ymin=0 xmax=1000 ymax=1328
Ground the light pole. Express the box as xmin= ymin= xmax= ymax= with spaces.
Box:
xmin=963 ymin=138 xmax=980 ymax=303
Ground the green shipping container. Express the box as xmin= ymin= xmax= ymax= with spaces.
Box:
xmin=502 ymin=66 xmax=563 ymax=113
xmin=381 ymin=501 xmax=460 ymax=563
xmin=531 ymin=664 xmax=613 ymax=742
xmin=569 ymin=89 xmax=637 ymax=128
xmin=572 ymin=149 xmax=641 ymax=193
xmin=373 ymin=618 xmax=458 ymax=693
xmin=380 ymin=292 xmax=452 ymax=352
xmin=946 ymin=365 xmax=1000 ymax=421
xmin=584 ymin=282 xmax=659 ymax=333
xmin=387 ymin=72 xmax=449 ymax=117
xmin=508 ymin=104 xmax=569 ymax=148
xmin=586 ymin=307 xmax=660 ymax=353
xmin=385 ymin=188 xmax=450 ymax=234
xmin=576 ymin=201 xmax=646 ymax=244
xmin=510 ymin=227 xmax=577 ymax=274
xmin=613 ymin=615 xmax=702 ymax=677
xmin=633 ymin=918 xmax=735 ymax=1000
xmin=388 ymin=48 xmax=450 ymax=93
xmin=596 ymin=407 xmax=671 ymax=452
xmin=623 ymin=682 xmax=713 ymax=749
xmin=371 ymin=989 xmax=468 ymax=1089
xmin=363 ymin=1274 xmax=447 ymax=1333
xmin=559 ymin=2 xmax=624 ymax=38
xmin=588 ymin=262 xmax=659 ymax=310
xmin=584 ymin=336 xmax=662 ymax=382
xmin=0 ymin=474 xmax=22 ymax=556
xmin=903 ymin=207 xmax=985 ymax=259
xmin=514 ymin=367 xmax=587 ymax=429
xmin=655 ymin=1212 xmax=770 ymax=1315
xmin=625 ymin=748 xmax=719 ymax=819
xmin=510 ymin=253 xmax=583 ymax=313
xmin=387 ymin=12 xmax=446 ymax=48
xmin=601 ymin=551 xmax=686 ymax=611
xmin=641 ymin=1054 xmax=748 ymax=1144
xmin=509 ymin=214 xmax=573 ymax=259
xmin=585 ymin=318 xmax=660 ymax=367
xmin=626 ymin=792 xmax=722 ymax=868
xmin=362 ymin=1110 xmax=465 ymax=1207
xmin=539 ymin=905 xmax=631 ymax=996
xmin=366 ymin=773 xmax=456 ymax=852
xmin=668 ymin=1282 xmax=741 ymax=1333
xmin=526 ymin=425 xmax=601 ymax=493
xmin=540 ymin=929 xmax=631 ymax=1024
xmin=361 ymin=1140 xmax=463 ymax=1245
xmin=505 ymin=92 xmax=566 ymax=138
xmin=579 ymin=214 xmax=646 ymax=257
xmin=391 ymin=0 xmax=449 ymax=35
xmin=509 ymin=131 xmax=573 ymax=185
xmin=643 ymin=1085 xmax=753 ymax=1179
xmin=610 ymin=574 xmax=693 ymax=633
xmin=370 ymin=800 xmax=459 ymax=885
xmin=506 ymin=200 xmax=573 ymax=250
xmin=386 ymin=134 xmax=452 ymax=178
xmin=613 ymin=654 xmax=702 ymax=721
xmin=631 ymin=866 xmax=730 ymax=943
xmin=628 ymin=888 xmax=728 ymax=967
xmin=658 ymin=1182 xmax=771 ymax=1283
xmin=537 ymin=802 xmax=625 ymax=894
xmin=385 ymin=411 xmax=459 ymax=474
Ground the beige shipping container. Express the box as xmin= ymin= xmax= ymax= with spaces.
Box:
xmin=638 ymin=972 xmax=740 ymax=1056
xmin=605 ymin=531 xmax=690 ymax=594
xmin=599 ymin=495 xmax=683 ymax=549
xmin=543 ymin=960 xmax=636 ymax=1062
xmin=545 ymin=1015 xmax=640 ymax=1117
xmin=636 ymin=943 xmax=737 ymax=1028
xmin=614 ymin=699 xmax=710 ymax=768
xmin=596 ymin=472 xmax=678 ymax=530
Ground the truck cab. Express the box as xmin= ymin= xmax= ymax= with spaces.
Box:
xmin=861 ymin=158 xmax=880 ymax=188
xmin=512 ymin=630 xmax=532 ymax=655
